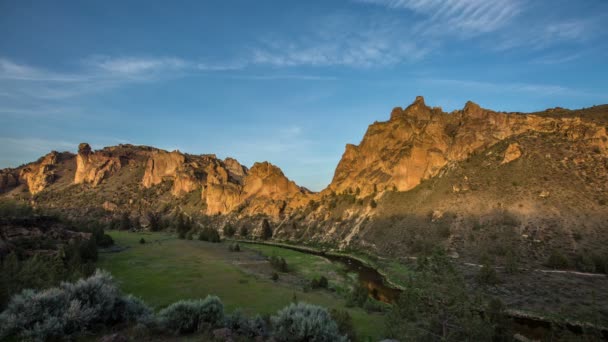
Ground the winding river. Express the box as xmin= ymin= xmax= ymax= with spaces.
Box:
xmin=243 ymin=240 xmax=608 ymax=340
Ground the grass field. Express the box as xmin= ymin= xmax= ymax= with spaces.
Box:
xmin=243 ymin=243 xmax=358 ymax=295
xmin=98 ymin=231 xmax=386 ymax=341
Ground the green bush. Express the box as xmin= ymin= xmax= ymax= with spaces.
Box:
xmin=139 ymin=238 xmax=146 ymax=244
xmin=476 ymin=263 xmax=500 ymax=286
xmin=269 ymin=255 xmax=288 ymax=272
xmin=261 ymin=219 xmax=273 ymax=240
xmin=310 ymin=276 xmax=328 ymax=289
xmin=346 ymin=284 xmax=368 ymax=308
xmin=573 ymin=252 xmax=596 ymax=273
xmin=0 ymin=270 xmax=151 ymax=341
xmin=223 ymin=224 xmax=236 ymax=238
xmin=545 ymin=250 xmax=570 ymax=270
xmin=329 ymin=308 xmax=356 ymax=341
xmin=157 ymin=296 xmax=224 ymax=335
xmin=198 ymin=227 xmax=220 ymax=243
xmin=224 ymin=310 xmax=268 ymax=338
xmin=239 ymin=226 xmax=249 ymax=237
xmin=228 ymin=243 xmax=241 ymax=252
xmin=271 ymin=303 xmax=346 ymax=342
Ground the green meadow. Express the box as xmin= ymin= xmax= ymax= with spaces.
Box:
xmin=98 ymin=231 xmax=386 ymax=341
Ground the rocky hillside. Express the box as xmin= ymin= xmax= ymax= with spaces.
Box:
xmin=272 ymin=97 xmax=608 ymax=268
xmin=328 ymin=96 xmax=607 ymax=197
xmin=2 ymin=97 xmax=607 ymax=268
xmin=0 ymin=142 xmax=309 ymax=220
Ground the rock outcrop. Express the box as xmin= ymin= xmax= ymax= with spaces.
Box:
xmin=501 ymin=143 xmax=523 ymax=164
xmin=19 ymin=151 xmax=60 ymax=194
xmin=141 ymin=150 xmax=305 ymax=216
xmin=243 ymin=162 xmax=303 ymax=200
xmin=329 ymin=97 xmax=608 ymax=196
xmin=203 ymin=161 xmax=309 ymax=216
xmin=74 ymin=143 xmax=122 ymax=186
xmin=141 ymin=150 xmax=203 ymax=195
xmin=0 ymin=170 xmax=19 ymax=193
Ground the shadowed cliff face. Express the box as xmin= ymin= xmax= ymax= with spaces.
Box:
xmin=329 ymin=96 xmax=608 ymax=197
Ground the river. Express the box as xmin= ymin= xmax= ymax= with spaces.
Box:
xmin=244 ymin=241 xmax=608 ymax=340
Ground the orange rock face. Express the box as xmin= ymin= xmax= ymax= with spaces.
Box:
xmin=19 ymin=151 xmax=60 ymax=194
xmin=74 ymin=143 xmax=122 ymax=186
xmin=330 ymin=97 xmax=608 ymax=197
xmin=501 ymin=143 xmax=523 ymax=164
xmin=140 ymin=150 xmax=304 ymax=216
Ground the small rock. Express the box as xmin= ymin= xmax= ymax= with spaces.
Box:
xmin=501 ymin=143 xmax=522 ymax=164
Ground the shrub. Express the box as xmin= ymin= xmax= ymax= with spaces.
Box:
xmin=119 ymin=212 xmax=131 ymax=231
xmin=239 ymin=226 xmax=249 ymax=238
xmin=346 ymin=284 xmax=368 ymax=308
xmin=157 ymin=296 xmax=224 ymax=335
xmin=261 ymin=219 xmax=273 ymax=240
xmin=146 ymin=211 xmax=162 ymax=232
xmin=310 ymin=276 xmax=328 ymax=289
xmin=176 ymin=213 xmax=191 ymax=239
xmin=224 ymin=310 xmax=268 ymax=338
xmin=139 ymin=238 xmax=146 ymax=244
xmin=98 ymin=234 xmax=114 ymax=248
xmin=271 ymin=272 xmax=279 ymax=281
xmin=330 ymin=309 xmax=356 ymax=341
xmin=271 ymin=303 xmax=346 ymax=342
xmin=0 ymin=270 xmax=151 ymax=341
xmin=476 ymin=263 xmax=500 ymax=286
xmin=269 ymin=256 xmax=288 ymax=272
xmin=198 ymin=227 xmax=221 ymax=243
xmin=545 ymin=250 xmax=570 ymax=270
xmin=223 ymin=224 xmax=236 ymax=238
xmin=369 ymin=199 xmax=377 ymax=208
xmin=573 ymin=252 xmax=596 ymax=273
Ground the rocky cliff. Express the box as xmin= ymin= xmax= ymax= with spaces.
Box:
xmin=2 ymin=97 xmax=607 ymax=268
xmin=329 ymin=96 xmax=607 ymax=197
xmin=74 ymin=143 xmax=124 ymax=186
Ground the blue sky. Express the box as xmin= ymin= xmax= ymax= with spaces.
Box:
xmin=1 ymin=0 xmax=607 ymax=191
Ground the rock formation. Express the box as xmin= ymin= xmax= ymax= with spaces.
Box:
xmin=501 ymin=143 xmax=523 ymax=164
xmin=74 ymin=143 xmax=123 ymax=186
xmin=329 ymin=96 xmax=608 ymax=197
xmin=140 ymin=149 xmax=305 ymax=216
xmin=19 ymin=151 xmax=60 ymax=194
xmin=0 ymin=170 xmax=19 ymax=193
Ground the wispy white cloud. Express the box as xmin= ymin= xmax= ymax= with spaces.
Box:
xmin=250 ymin=14 xmax=429 ymax=68
xmin=85 ymin=56 xmax=188 ymax=75
xmin=0 ymin=55 xmax=248 ymax=102
xmin=493 ymin=18 xmax=596 ymax=51
xmin=357 ymin=0 xmax=522 ymax=37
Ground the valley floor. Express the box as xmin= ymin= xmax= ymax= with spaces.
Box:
xmin=98 ymin=231 xmax=386 ymax=341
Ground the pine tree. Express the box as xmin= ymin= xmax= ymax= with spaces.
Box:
xmin=261 ymin=219 xmax=273 ymax=240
